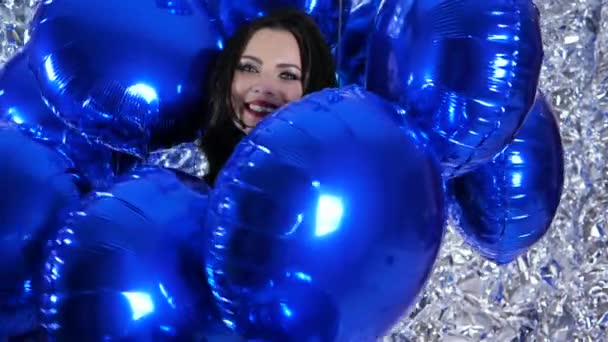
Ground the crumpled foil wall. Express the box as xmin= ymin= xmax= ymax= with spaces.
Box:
xmin=1 ymin=0 xmax=606 ymax=340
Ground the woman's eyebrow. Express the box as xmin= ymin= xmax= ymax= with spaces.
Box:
xmin=241 ymin=55 xmax=262 ymax=64
xmin=241 ymin=55 xmax=301 ymax=71
xmin=277 ymin=63 xmax=301 ymax=71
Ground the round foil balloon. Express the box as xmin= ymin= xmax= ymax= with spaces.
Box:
xmin=204 ymin=0 xmax=350 ymax=48
xmin=451 ymin=93 xmax=564 ymax=264
xmin=205 ymin=86 xmax=445 ymax=340
xmin=27 ymin=0 xmax=222 ymax=157
xmin=0 ymin=128 xmax=80 ymax=310
xmin=40 ymin=166 xmax=237 ymax=340
xmin=0 ymin=50 xmax=128 ymax=189
xmin=366 ymin=0 xmax=543 ymax=178
xmin=0 ymin=50 xmax=68 ymax=143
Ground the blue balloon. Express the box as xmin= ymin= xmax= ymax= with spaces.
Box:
xmin=204 ymin=0 xmax=351 ymax=48
xmin=40 ymin=166 xmax=237 ymax=340
xmin=0 ymin=51 xmax=124 ymax=190
xmin=0 ymin=128 xmax=80 ymax=310
xmin=205 ymin=86 xmax=445 ymax=340
xmin=336 ymin=0 xmax=381 ymax=86
xmin=0 ymin=313 xmax=41 ymax=340
xmin=366 ymin=0 xmax=543 ymax=178
xmin=451 ymin=93 xmax=564 ymax=264
xmin=0 ymin=50 xmax=69 ymax=143
xmin=27 ymin=0 xmax=222 ymax=158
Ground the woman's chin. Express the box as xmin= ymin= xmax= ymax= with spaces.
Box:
xmin=240 ymin=114 xmax=265 ymax=131
xmin=232 ymin=119 xmax=254 ymax=135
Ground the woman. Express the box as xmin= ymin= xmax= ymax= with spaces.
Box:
xmin=200 ymin=9 xmax=337 ymax=185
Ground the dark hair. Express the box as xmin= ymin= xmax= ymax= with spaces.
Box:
xmin=201 ymin=9 xmax=337 ymax=184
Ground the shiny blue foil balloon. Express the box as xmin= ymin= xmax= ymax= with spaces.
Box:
xmin=0 ymin=51 xmax=123 ymax=190
xmin=27 ymin=0 xmax=222 ymax=157
xmin=0 ymin=128 xmax=80 ymax=310
xmin=40 ymin=166 xmax=238 ymax=340
xmin=366 ymin=0 xmax=544 ymax=178
xmin=204 ymin=0 xmax=350 ymax=48
xmin=337 ymin=0 xmax=381 ymax=86
xmin=0 ymin=50 xmax=68 ymax=143
xmin=451 ymin=93 xmax=564 ymax=264
xmin=205 ymin=86 xmax=445 ymax=340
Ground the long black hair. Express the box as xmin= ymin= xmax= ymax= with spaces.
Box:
xmin=200 ymin=9 xmax=337 ymax=185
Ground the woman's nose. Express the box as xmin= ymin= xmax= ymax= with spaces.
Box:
xmin=251 ymin=76 xmax=280 ymax=96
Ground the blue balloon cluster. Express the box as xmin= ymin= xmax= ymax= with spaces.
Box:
xmin=0 ymin=0 xmax=562 ymax=340
xmin=40 ymin=167 xmax=233 ymax=339
xmin=366 ymin=0 xmax=544 ymax=178
xmin=0 ymin=0 xmax=225 ymax=337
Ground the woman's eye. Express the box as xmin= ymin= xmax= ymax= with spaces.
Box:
xmin=280 ymin=72 xmax=300 ymax=81
xmin=237 ymin=63 xmax=257 ymax=73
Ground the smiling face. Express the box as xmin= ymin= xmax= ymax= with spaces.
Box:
xmin=230 ymin=28 xmax=304 ymax=133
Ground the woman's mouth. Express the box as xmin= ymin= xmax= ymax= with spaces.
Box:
xmin=245 ymin=100 xmax=278 ymax=118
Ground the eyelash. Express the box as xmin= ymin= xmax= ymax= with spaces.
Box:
xmin=236 ymin=62 xmax=300 ymax=81
xmin=236 ymin=63 xmax=257 ymax=73
xmin=281 ymin=72 xmax=299 ymax=81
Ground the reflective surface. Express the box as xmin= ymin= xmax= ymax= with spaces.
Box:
xmin=147 ymin=141 xmax=210 ymax=180
xmin=205 ymin=86 xmax=445 ymax=340
xmin=0 ymin=50 xmax=68 ymax=144
xmin=0 ymin=48 xmax=117 ymax=190
xmin=451 ymin=93 xmax=564 ymax=264
xmin=0 ymin=128 xmax=80 ymax=311
xmin=0 ymin=1 xmax=36 ymax=65
xmin=337 ymin=0 xmax=381 ymax=86
xmin=41 ymin=166 xmax=234 ymax=340
xmin=366 ymin=0 xmax=543 ymax=178
xmin=376 ymin=0 xmax=608 ymax=339
xmin=204 ymin=0 xmax=351 ymax=48
xmin=27 ymin=0 xmax=222 ymax=157
xmin=2 ymin=0 xmax=608 ymax=340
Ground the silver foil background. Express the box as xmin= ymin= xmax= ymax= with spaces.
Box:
xmin=1 ymin=0 xmax=606 ymax=340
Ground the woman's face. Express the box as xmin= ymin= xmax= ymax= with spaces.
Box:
xmin=231 ymin=28 xmax=303 ymax=133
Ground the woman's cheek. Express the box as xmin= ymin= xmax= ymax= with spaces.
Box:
xmin=285 ymin=84 xmax=303 ymax=102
